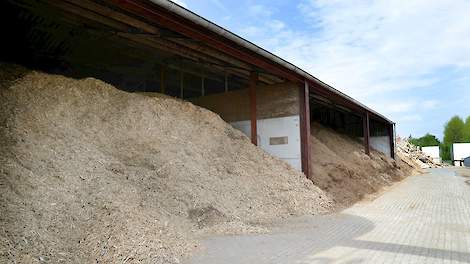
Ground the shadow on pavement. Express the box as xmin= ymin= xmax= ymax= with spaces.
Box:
xmin=341 ymin=240 xmax=470 ymax=263
xmin=186 ymin=213 xmax=375 ymax=264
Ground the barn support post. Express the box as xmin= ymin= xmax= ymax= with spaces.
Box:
xmin=160 ymin=67 xmax=165 ymax=94
xmin=224 ymin=72 xmax=229 ymax=92
xmin=179 ymin=71 xmax=184 ymax=98
xmin=389 ymin=123 xmax=396 ymax=159
xmin=249 ymin=71 xmax=258 ymax=145
xmin=201 ymin=76 xmax=205 ymax=96
xmin=299 ymin=81 xmax=311 ymax=178
xmin=363 ymin=112 xmax=370 ymax=155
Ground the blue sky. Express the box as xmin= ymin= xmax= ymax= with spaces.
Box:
xmin=173 ymin=0 xmax=470 ymax=140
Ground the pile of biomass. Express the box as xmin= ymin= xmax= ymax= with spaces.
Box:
xmin=396 ymin=138 xmax=445 ymax=168
xmin=310 ymin=123 xmax=419 ymax=208
xmin=0 ymin=65 xmax=331 ymax=263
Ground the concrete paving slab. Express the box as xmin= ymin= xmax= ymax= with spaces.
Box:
xmin=185 ymin=168 xmax=470 ymax=264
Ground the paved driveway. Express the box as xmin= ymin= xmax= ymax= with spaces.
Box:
xmin=186 ymin=168 xmax=470 ymax=264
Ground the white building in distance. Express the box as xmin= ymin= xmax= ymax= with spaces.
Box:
xmin=452 ymin=143 xmax=470 ymax=166
xmin=422 ymin=146 xmax=440 ymax=164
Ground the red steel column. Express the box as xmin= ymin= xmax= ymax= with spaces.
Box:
xmin=363 ymin=112 xmax=370 ymax=155
xmin=299 ymin=81 xmax=311 ymax=178
xmin=389 ymin=123 xmax=396 ymax=159
xmin=249 ymin=72 xmax=258 ymax=145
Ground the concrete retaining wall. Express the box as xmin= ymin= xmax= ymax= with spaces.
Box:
xmin=231 ymin=116 xmax=301 ymax=170
xmin=370 ymin=136 xmax=391 ymax=158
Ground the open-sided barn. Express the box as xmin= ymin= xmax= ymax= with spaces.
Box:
xmin=1 ymin=0 xmax=395 ymax=178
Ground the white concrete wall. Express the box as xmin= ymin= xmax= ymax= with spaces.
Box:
xmin=452 ymin=143 xmax=470 ymax=166
xmin=230 ymin=120 xmax=251 ymax=141
xmin=370 ymin=136 xmax=392 ymax=158
xmin=422 ymin=146 xmax=441 ymax=163
xmin=231 ymin=115 xmax=301 ymax=171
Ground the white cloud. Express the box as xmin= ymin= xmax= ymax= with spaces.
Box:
xmin=399 ymin=114 xmax=422 ymax=122
xmin=422 ymin=100 xmax=439 ymax=109
xmin=268 ymin=20 xmax=285 ymax=31
xmin=372 ymin=99 xmax=438 ymax=117
xmin=240 ymin=25 xmax=262 ymax=37
xmin=170 ymin=0 xmax=188 ymax=8
xmin=208 ymin=0 xmax=229 ymax=13
xmin=241 ymin=0 xmax=470 ymax=104
xmin=248 ymin=4 xmax=272 ymax=17
xmin=369 ymin=100 xmax=416 ymax=116
xmin=385 ymin=102 xmax=415 ymax=113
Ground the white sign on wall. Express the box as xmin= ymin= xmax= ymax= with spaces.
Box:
xmin=231 ymin=115 xmax=301 ymax=171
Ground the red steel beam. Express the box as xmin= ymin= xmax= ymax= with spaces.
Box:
xmin=249 ymin=72 xmax=258 ymax=145
xmin=299 ymin=81 xmax=311 ymax=178
xmin=363 ymin=112 xmax=370 ymax=155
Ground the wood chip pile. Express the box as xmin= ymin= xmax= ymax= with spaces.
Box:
xmin=0 ymin=64 xmax=331 ymax=263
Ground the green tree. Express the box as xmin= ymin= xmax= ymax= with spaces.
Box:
xmin=442 ymin=116 xmax=465 ymax=161
xmin=440 ymin=144 xmax=451 ymax=162
xmin=409 ymin=133 xmax=440 ymax=147
xmin=463 ymin=115 xmax=470 ymax=142
xmin=443 ymin=116 xmax=465 ymax=145
xmin=408 ymin=135 xmax=419 ymax=146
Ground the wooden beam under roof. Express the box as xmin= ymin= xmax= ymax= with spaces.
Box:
xmin=119 ymin=33 xmax=280 ymax=84
xmin=37 ymin=0 xmax=244 ymax=79
xmin=170 ymin=38 xmax=284 ymax=84
xmin=59 ymin=0 xmax=283 ymax=84
xmin=118 ymin=34 xmax=264 ymax=84
xmin=62 ymin=0 xmax=160 ymax=34
xmin=18 ymin=0 xmax=278 ymax=87
xmin=45 ymin=0 xmax=134 ymax=33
